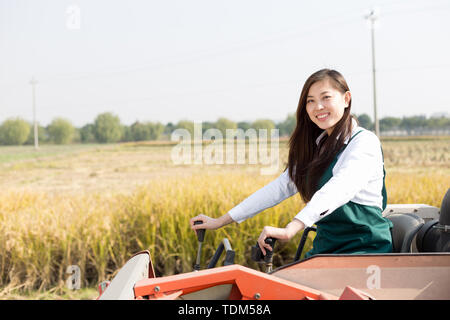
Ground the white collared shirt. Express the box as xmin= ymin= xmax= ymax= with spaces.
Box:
xmin=227 ymin=121 xmax=385 ymax=227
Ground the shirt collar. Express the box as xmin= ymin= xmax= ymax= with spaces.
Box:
xmin=315 ymin=118 xmax=359 ymax=146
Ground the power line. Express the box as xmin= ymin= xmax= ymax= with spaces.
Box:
xmin=6 ymin=62 xmax=450 ymax=113
xmin=2 ymin=1 xmax=450 ymax=126
xmin=380 ymin=1 xmax=450 ymax=17
xmin=6 ymin=10 xmax=369 ymax=86
xmin=1 ymin=2 xmax=448 ymax=87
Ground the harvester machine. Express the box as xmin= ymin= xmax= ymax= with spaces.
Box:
xmin=97 ymin=189 xmax=450 ymax=300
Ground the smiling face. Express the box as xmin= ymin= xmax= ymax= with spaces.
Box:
xmin=306 ymin=78 xmax=351 ymax=136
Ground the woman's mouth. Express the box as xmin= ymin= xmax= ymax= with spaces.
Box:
xmin=316 ymin=112 xmax=330 ymax=121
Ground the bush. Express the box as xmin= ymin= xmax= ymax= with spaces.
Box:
xmin=356 ymin=114 xmax=373 ymax=131
xmin=25 ymin=124 xmax=48 ymax=145
xmin=237 ymin=121 xmax=251 ymax=131
xmin=80 ymin=124 xmax=97 ymax=143
xmin=149 ymin=122 xmax=165 ymax=140
xmin=277 ymin=113 xmax=296 ymax=137
xmin=94 ymin=112 xmax=122 ymax=143
xmin=0 ymin=118 xmax=31 ymax=145
xmin=215 ymin=117 xmax=237 ymax=136
xmin=251 ymin=119 xmax=275 ymax=132
xmin=47 ymin=118 xmax=75 ymax=144
xmin=175 ymin=120 xmax=195 ymax=137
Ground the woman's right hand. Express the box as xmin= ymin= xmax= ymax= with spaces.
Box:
xmin=190 ymin=213 xmax=234 ymax=231
xmin=190 ymin=214 xmax=221 ymax=230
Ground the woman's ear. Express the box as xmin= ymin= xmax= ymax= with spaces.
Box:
xmin=344 ymin=91 xmax=351 ymax=108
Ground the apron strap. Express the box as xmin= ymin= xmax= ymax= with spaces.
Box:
xmin=348 ymin=129 xmax=364 ymax=142
xmin=381 ymin=147 xmax=388 ymax=211
xmin=346 ymin=129 xmax=388 ymax=210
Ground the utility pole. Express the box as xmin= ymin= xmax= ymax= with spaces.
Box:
xmin=29 ymin=76 xmax=39 ymax=149
xmin=365 ymin=8 xmax=380 ymax=138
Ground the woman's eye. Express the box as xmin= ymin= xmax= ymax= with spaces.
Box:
xmin=307 ymin=99 xmax=313 ymax=103
xmin=324 ymin=96 xmax=331 ymax=99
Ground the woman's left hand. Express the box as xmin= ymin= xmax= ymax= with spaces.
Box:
xmin=257 ymin=219 xmax=305 ymax=256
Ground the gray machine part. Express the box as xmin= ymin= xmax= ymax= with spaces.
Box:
xmin=98 ymin=251 xmax=150 ymax=300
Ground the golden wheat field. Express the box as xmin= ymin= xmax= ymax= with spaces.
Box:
xmin=0 ymin=136 xmax=449 ymax=299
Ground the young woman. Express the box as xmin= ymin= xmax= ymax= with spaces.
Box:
xmin=190 ymin=68 xmax=393 ymax=258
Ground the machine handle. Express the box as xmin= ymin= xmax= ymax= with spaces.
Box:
xmin=263 ymin=238 xmax=276 ymax=262
xmin=194 ymin=220 xmax=205 ymax=242
xmin=251 ymin=237 xmax=277 ymax=263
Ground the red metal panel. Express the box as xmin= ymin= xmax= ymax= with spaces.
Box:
xmin=134 ymin=264 xmax=330 ymax=300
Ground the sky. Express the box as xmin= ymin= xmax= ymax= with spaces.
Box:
xmin=1 ymin=0 xmax=449 ymax=127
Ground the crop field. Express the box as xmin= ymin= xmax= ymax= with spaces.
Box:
xmin=0 ymin=136 xmax=449 ymax=299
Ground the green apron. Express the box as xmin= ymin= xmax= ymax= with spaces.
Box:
xmin=305 ymin=130 xmax=393 ymax=258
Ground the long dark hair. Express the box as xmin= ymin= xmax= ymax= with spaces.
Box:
xmin=287 ymin=69 xmax=354 ymax=203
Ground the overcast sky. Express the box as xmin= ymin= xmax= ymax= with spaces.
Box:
xmin=1 ymin=0 xmax=449 ymax=127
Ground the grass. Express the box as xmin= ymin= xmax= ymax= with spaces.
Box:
xmin=0 ymin=286 xmax=98 ymax=300
xmin=0 ymin=136 xmax=448 ymax=299
xmin=0 ymin=144 xmax=105 ymax=164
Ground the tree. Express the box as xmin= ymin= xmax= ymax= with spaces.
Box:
xmin=251 ymin=119 xmax=275 ymax=132
xmin=400 ymin=115 xmax=427 ymax=134
xmin=25 ymin=124 xmax=48 ymax=145
xmin=176 ymin=120 xmax=195 ymax=137
xmin=0 ymin=118 xmax=30 ymax=145
xmin=130 ymin=121 xmax=151 ymax=141
xmin=201 ymin=121 xmax=215 ymax=135
xmin=128 ymin=121 xmax=164 ymax=141
xmin=149 ymin=122 xmax=165 ymax=140
xmin=72 ymin=128 xmax=82 ymax=143
xmin=80 ymin=124 xmax=97 ymax=143
xmin=47 ymin=118 xmax=75 ymax=144
xmin=379 ymin=117 xmax=401 ymax=132
xmin=215 ymin=117 xmax=237 ymax=136
xmin=121 ymin=125 xmax=133 ymax=142
xmin=356 ymin=114 xmax=373 ymax=131
xmin=427 ymin=116 xmax=450 ymax=130
xmin=237 ymin=121 xmax=251 ymax=131
xmin=94 ymin=112 xmax=122 ymax=143
xmin=163 ymin=122 xmax=175 ymax=136
xmin=277 ymin=113 xmax=296 ymax=137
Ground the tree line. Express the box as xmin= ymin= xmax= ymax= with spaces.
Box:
xmin=0 ymin=113 xmax=288 ymax=145
xmin=0 ymin=112 xmax=449 ymax=145
xmin=356 ymin=113 xmax=450 ymax=135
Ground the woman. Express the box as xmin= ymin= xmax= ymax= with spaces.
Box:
xmin=190 ymin=68 xmax=393 ymax=258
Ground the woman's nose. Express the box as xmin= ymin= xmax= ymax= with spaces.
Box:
xmin=316 ymin=103 xmax=325 ymax=110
